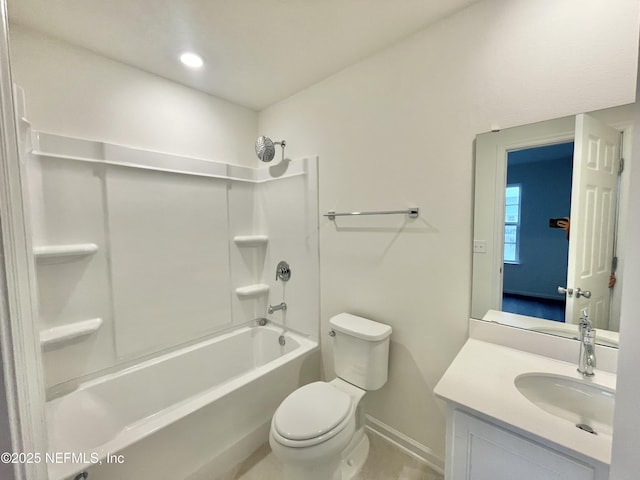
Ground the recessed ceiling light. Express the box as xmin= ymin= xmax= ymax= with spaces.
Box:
xmin=180 ymin=52 xmax=204 ymax=69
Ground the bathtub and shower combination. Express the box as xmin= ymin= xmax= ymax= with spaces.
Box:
xmin=25 ymin=130 xmax=320 ymax=479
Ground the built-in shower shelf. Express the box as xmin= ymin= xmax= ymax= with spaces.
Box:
xmin=233 ymin=235 xmax=269 ymax=247
xmin=40 ymin=317 xmax=103 ymax=349
xmin=34 ymin=243 xmax=98 ymax=263
xmin=235 ymin=284 xmax=270 ymax=298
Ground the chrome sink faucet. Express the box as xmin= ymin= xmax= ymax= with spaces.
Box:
xmin=577 ymin=309 xmax=596 ymax=377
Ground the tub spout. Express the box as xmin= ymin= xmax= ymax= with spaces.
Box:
xmin=268 ymin=302 xmax=287 ymax=314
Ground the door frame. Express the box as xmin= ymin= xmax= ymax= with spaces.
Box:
xmin=472 ymin=116 xmax=575 ymax=318
xmin=0 ymin=1 xmax=49 ymax=479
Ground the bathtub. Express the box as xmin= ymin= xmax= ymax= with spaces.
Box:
xmin=45 ymin=323 xmax=318 ymax=480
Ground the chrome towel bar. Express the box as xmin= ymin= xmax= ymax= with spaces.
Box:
xmin=324 ymin=208 xmax=419 ymax=221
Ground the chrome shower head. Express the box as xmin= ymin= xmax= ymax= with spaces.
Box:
xmin=255 ymin=136 xmax=286 ymax=163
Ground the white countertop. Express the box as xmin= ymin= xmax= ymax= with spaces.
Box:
xmin=434 ymin=338 xmax=616 ymax=465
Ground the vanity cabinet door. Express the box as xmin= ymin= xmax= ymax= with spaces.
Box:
xmin=448 ymin=410 xmax=598 ymax=480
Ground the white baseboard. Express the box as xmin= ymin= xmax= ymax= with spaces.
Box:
xmin=365 ymin=415 xmax=445 ymax=475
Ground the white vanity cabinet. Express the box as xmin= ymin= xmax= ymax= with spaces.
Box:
xmin=446 ymin=408 xmax=609 ymax=480
xmin=435 ymin=340 xmax=616 ymax=480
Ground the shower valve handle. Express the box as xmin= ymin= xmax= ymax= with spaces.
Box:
xmin=276 ymin=261 xmax=291 ymax=282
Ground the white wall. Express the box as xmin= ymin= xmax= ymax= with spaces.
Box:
xmin=8 ymin=25 xmax=258 ymax=167
xmin=259 ymin=0 xmax=639 ymax=462
xmin=609 ymin=51 xmax=640 ymax=479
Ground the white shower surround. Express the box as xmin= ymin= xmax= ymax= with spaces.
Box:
xmin=27 ymin=129 xmax=319 ymax=388
xmin=22 ymin=127 xmax=321 ymax=478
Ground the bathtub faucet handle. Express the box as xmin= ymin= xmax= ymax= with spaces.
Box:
xmin=276 ymin=261 xmax=291 ymax=282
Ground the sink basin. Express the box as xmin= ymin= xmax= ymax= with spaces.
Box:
xmin=514 ymin=373 xmax=615 ymax=436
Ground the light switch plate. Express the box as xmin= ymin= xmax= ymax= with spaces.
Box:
xmin=473 ymin=240 xmax=486 ymax=253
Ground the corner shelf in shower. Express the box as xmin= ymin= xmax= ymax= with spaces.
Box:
xmin=233 ymin=235 xmax=269 ymax=247
xmin=235 ymin=284 xmax=270 ymax=298
xmin=40 ymin=317 xmax=103 ymax=349
xmin=33 ymin=243 xmax=98 ymax=263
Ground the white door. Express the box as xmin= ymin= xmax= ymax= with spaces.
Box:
xmin=565 ymin=114 xmax=620 ymax=328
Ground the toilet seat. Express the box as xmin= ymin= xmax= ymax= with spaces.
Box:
xmin=272 ymin=382 xmax=353 ymax=447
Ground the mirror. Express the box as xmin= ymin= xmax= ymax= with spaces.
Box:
xmin=472 ymin=103 xmax=634 ymax=348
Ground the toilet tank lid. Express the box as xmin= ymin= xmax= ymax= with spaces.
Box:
xmin=329 ymin=313 xmax=392 ymax=341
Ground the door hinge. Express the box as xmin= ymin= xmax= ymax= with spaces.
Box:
xmin=618 ymin=131 xmax=625 ymax=175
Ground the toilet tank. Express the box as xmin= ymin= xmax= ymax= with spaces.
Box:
xmin=329 ymin=313 xmax=392 ymax=391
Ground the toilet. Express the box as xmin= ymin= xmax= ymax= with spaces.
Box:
xmin=269 ymin=313 xmax=392 ymax=480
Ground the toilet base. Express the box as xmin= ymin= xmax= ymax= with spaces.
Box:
xmin=341 ymin=430 xmax=369 ymax=480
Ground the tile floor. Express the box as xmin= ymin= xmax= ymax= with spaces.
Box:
xmin=224 ymin=432 xmax=444 ymax=480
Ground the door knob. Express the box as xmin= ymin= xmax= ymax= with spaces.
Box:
xmin=557 ymin=286 xmax=574 ymax=297
xmin=558 ymin=286 xmax=591 ymax=299
xmin=575 ymin=288 xmax=592 ymax=299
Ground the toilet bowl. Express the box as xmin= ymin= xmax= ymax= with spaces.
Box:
xmin=269 ymin=313 xmax=392 ymax=480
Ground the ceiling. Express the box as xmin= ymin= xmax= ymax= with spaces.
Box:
xmin=7 ymin=0 xmax=479 ymax=111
